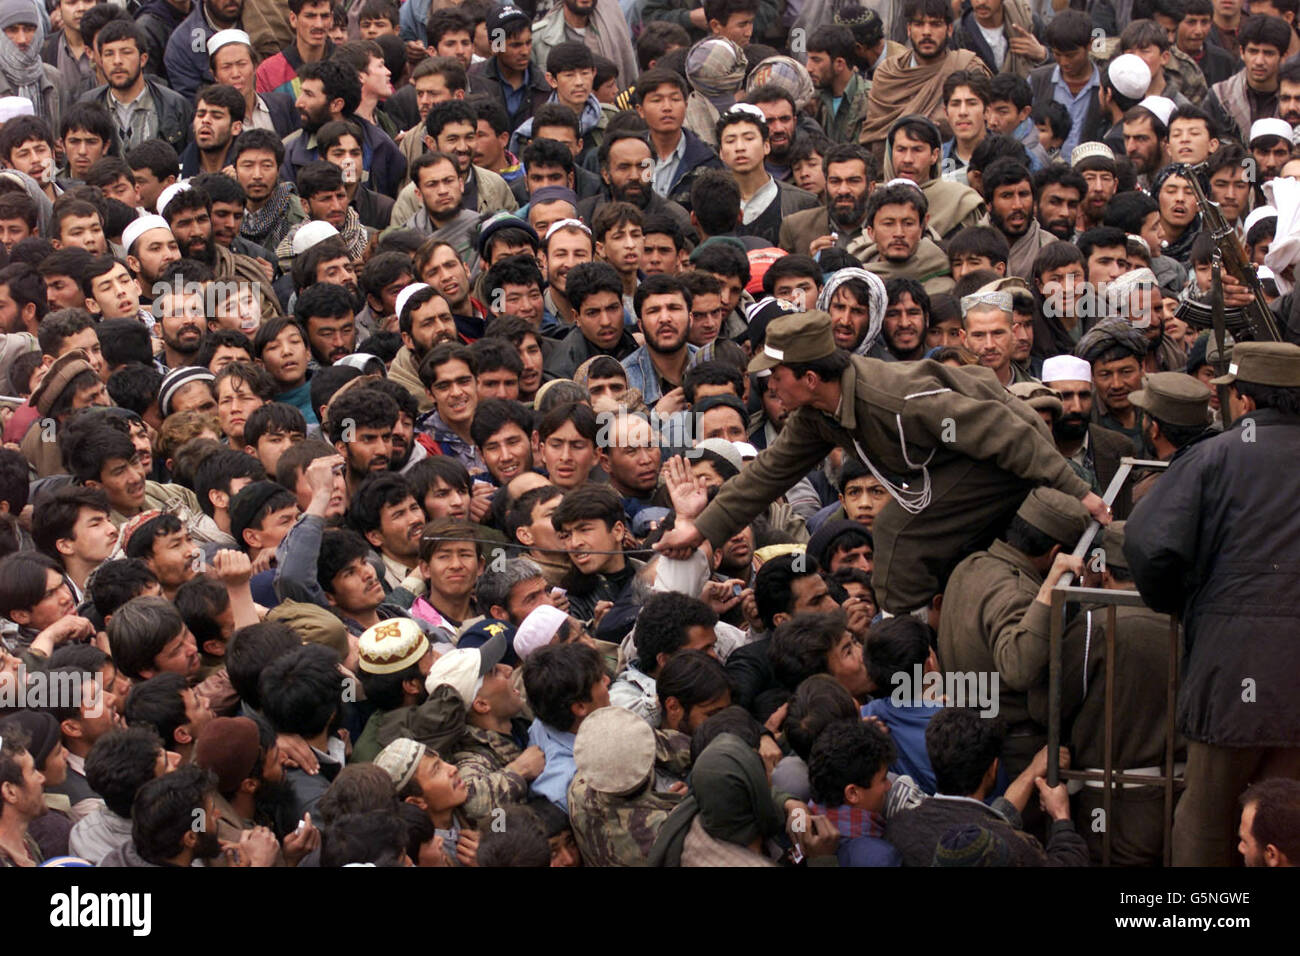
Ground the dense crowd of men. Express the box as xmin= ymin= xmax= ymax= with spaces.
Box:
xmin=0 ymin=0 xmax=1296 ymax=871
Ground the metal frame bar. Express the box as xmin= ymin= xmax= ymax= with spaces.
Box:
xmin=1046 ymin=457 xmax=1181 ymax=866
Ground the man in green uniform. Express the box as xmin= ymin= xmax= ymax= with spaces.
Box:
xmin=1061 ymin=521 xmax=1184 ymax=867
xmin=655 ymin=302 xmax=1109 ymax=613
xmin=938 ymin=486 xmax=1090 ymax=778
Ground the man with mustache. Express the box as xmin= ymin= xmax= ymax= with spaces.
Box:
xmin=576 ymin=131 xmax=693 ymax=238
xmin=281 ymin=59 xmax=405 ymax=200
xmin=295 ymin=283 xmax=358 ymax=367
xmin=1032 ymin=163 xmax=1085 ymax=242
xmin=780 ymin=144 xmax=875 ymax=259
xmin=1041 ymin=354 xmax=1140 ymax=518
xmin=85 ymin=19 xmax=193 ymax=153
xmin=806 ymin=25 xmax=870 ymax=145
xmin=985 ymin=158 xmax=1053 ymax=280
xmin=1279 ymin=60 xmax=1300 ymax=125
xmin=388 ymin=99 xmax=518 ymax=229
xmin=389 ymin=283 xmax=459 ymax=413
xmin=621 ymin=273 xmax=695 ymax=406
xmin=154 ymin=271 xmax=207 ymax=370
xmin=159 ymin=181 xmax=283 ymax=322
xmin=745 ymin=86 xmax=802 ymax=183
xmin=884 ymin=114 xmax=986 ymax=241
xmin=327 ymin=383 xmax=399 ymax=496
xmin=180 ymin=84 xmax=244 ymax=178
xmin=859 ymin=182 xmax=955 ymax=296
xmin=860 ymin=0 xmax=991 ymax=149
xmin=1071 ymin=143 xmax=1118 ymax=235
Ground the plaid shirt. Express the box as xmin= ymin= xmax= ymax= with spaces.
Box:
xmin=808 ymin=801 xmax=886 ymax=838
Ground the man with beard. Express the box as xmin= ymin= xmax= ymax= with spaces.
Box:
xmin=231 ymin=129 xmax=307 ymax=254
xmin=1122 ymin=100 xmax=1170 ymax=189
xmin=1071 ymin=143 xmax=1117 ymax=235
xmin=102 ymin=765 xmax=232 ymax=867
xmin=159 ymin=181 xmax=283 ymax=322
xmin=1206 ymin=13 xmax=1290 ymax=144
xmin=194 ymin=717 xmax=314 ymax=865
xmin=817 ymin=267 xmax=884 ymax=356
xmin=282 ymin=59 xmax=404 ymax=201
xmin=1041 ymin=355 xmax=1139 ymax=516
xmin=390 ymin=284 xmax=458 ymax=413
xmin=745 ymin=86 xmax=801 ymax=183
xmin=622 ymin=274 xmax=695 ymax=406
xmin=881 ymin=277 xmax=929 ymax=362
xmin=1032 ymin=163 xmax=1085 ymax=242
xmin=860 ymin=0 xmax=991 ymax=149
xmin=1248 ymin=118 xmax=1295 ymax=187
xmin=1279 ymin=60 xmax=1300 ymax=126
xmin=389 ymin=99 xmax=517 ymax=228
xmin=349 ymin=471 xmax=425 ymax=590
xmin=327 ymin=384 xmax=398 ymax=497
xmin=883 ymin=115 xmax=986 ymax=241
xmin=860 ymin=182 xmax=955 ymax=296
xmin=577 ymin=131 xmax=693 ymax=238
xmin=295 ymin=283 xmax=358 ymax=367
xmin=82 ymin=20 xmax=192 ymax=153
xmin=806 ymin=26 xmax=869 ymax=146
xmin=397 ymin=153 xmax=481 ymax=272
xmin=984 ymin=159 xmax=1053 ymax=280
xmin=179 ymin=84 xmax=244 ymax=178
xmin=122 ymin=216 xmax=181 ymax=307
xmin=150 ymin=266 xmax=207 ymax=370
xmin=780 ymin=144 xmax=873 ymax=259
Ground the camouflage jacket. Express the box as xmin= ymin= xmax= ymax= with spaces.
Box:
xmin=566 ymin=777 xmax=684 ymax=867
xmin=452 ymin=722 xmax=531 ymax=825
xmin=813 ymin=70 xmax=871 ymax=145
xmin=565 ymin=726 xmax=693 ymax=866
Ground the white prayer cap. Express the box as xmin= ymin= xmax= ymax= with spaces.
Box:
xmin=1107 ymin=54 xmax=1151 ymax=101
xmin=1244 ymin=205 xmax=1278 ymax=236
xmin=0 ymin=96 xmax=33 ymax=123
xmin=290 ymin=220 xmax=339 ymax=255
xmin=121 ymin=214 xmax=172 ymax=255
xmin=1138 ymin=95 xmax=1175 ymax=128
xmin=156 ymin=180 xmax=192 ymax=216
xmin=394 ymin=282 xmax=431 ymax=321
xmin=1250 ymin=118 xmax=1294 ymax=144
xmin=513 ymin=604 xmax=567 ymax=660
xmin=207 ymin=29 xmax=252 ymax=56
xmin=1259 ymin=265 xmax=1277 ymax=281
xmin=1041 ymin=355 xmax=1093 ymax=384
xmin=1070 ymin=141 xmax=1115 ymax=168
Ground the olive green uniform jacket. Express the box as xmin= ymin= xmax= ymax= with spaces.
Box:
xmin=692 ymin=356 xmax=1090 ymax=612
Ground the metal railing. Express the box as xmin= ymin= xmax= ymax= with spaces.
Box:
xmin=1046 ymin=457 xmax=1180 ymax=866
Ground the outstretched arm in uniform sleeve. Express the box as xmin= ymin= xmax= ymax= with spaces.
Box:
xmin=693 ymin=411 xmax=836 ymax=547
xmin=903 ymin=391 xmax=1092 ymax=498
